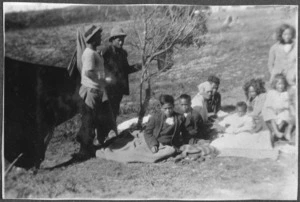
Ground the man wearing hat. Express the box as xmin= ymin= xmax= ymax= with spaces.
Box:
xmin=75 ymin=25 xmax=115 ymax=160
xmin=101 ymin=26 xmax=142 ymax=120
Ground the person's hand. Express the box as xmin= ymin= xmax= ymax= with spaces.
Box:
xmin=105 ymin=77 xmax=112 ymax=83
xmin=151 ymin=146 xmax=158 ymax=153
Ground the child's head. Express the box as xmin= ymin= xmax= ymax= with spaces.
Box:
xmin=159 ymin=94 xmax=175 ymax=117
xmin=271 ymin=73 xmax=289 ymax=92
xmin=236 ymin=101 xmax=247 ymax=117
xmin=179 ymin=94 xmax=192 ymax=113
xmin=276 ymin=24 xmax=296 ymax=44
xmin=207 ymin=75 xmax=220 ymax=95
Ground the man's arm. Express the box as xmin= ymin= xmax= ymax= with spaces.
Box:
xmin=189 ymin=113 xmax=203 ymax=137
xmin=123 ymin=50 xmax=142 ymax=74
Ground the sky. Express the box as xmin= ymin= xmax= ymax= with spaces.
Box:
xmin=4 ymin=2 xmax=75 ymax=13
xmin=3 ymin=3 xmax=263 ymax=14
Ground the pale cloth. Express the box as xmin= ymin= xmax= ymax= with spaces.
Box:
xmin=117 ymin=115 xmax=151 ymax=132
xmin=262 ymin=89 xmax=290 ymax=123
xmin=81 ymin=47 xmax=105 ymax=89
xmin=211 ymin=130 xmax=278 ymax=159
xmin=219 ymin=113 xmax=254 ymax=134
xmin=96 ymin=131 xmax=176 ymax=163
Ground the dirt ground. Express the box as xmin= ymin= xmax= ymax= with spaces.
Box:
xmin=3 ymin=6 xmax=298 ymax=200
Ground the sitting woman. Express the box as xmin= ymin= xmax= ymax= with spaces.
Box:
xmin=144 ymin=94 xmax=186 ymax=153
xmin=191 ymin=81 xmax=213 ymax=123
xmin=243 ymin=78 xmax=267 ymax=132
xmin=262 ymin=73 xmax=290 ymax=147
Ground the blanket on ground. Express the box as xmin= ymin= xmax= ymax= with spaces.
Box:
xmin=210 ymin=130 xmax=279 ymax=160
xmin=96 ymin=131 xmax=176 ymax=163
xmin=96 ymin=130 xmax=219 ymax=163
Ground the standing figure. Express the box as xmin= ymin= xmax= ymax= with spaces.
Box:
xmin=74 ymin=25 xmax=114 ymax=160
xmin=101 ymin=26 xmax=142 ymax=119
xmin=268 ymin=24 xmax=297 ymax=82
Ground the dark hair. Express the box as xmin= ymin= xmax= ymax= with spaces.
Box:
xmin=243 ymin=78 xmax=266 ymax=100
xmin=271 ymin=73 xmax=289 ymax=91
xmin=159 ymin=94 xmax=174 ymax=106
xmin=207 ymin=75 xmax=220 ymax=85
xmin=275 ymin=24 xmax=296 ymax=44
xmin=109 ymin=35 xmax=126 ymax=42
xmin=236 ymin=101 xmax=247 ymax=111
xmin=179 ymin=94 xmax=191 ymax=102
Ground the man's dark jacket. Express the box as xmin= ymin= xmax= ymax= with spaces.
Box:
xmin=183 ymin=109 xmax=204 ymax=143
xmin=144 ymin=111 xmax=186 ymax=149
xmin=100 ymin=45 xmax=140 ymax=96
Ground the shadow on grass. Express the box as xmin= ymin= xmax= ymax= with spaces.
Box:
xmin=221 ymin=105 xmax=236 ymax=113
xmin=42 ymin=130 xmax=135 ymax=171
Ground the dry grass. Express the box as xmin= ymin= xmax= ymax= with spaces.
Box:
xmin=4 ymin=6 xmax=298 ymax=199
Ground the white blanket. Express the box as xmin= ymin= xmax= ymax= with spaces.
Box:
xmin=117 ymin=115 xmax=151 ymax=132
xmin=210 ymin=130 xmax=279 ymax=159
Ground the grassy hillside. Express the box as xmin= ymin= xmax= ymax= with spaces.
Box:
xmin=5 ymin=5 xmax=131 ymax=31
xmin=4 ymin=6 xmax=298 ymax=199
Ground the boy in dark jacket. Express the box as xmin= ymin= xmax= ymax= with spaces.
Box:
xmin=144 ymin=94 xmax=186 ymax=153
xmin=179 ymin=94 xmax=204 ymax=144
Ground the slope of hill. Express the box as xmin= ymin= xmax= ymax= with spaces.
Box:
xmin=5 ymin=5 xmax=131 ymax=31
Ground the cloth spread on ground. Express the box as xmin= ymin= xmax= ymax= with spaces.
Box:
xmin=210 ymin=130 xmax=279 ymax=160
xmin=117 ymin=115 xmax=151 ymax=132
xmin=96 ymin=131 xmax=176 ymax=163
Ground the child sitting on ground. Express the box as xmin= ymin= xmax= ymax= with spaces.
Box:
xmin=262 ymin=73 xmax=291 ymax=147
xmin=144 ymin=94 xmax=186 ymax=153
xmin=215 ymin=101 xmax=254 ymax=136
xmin=179 ymin=94 xmax=204 ymax=144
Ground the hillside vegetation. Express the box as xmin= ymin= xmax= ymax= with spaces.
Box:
xmin=5 ymin=5 xmax=131 ymax=31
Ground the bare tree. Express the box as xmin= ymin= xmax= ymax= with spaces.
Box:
xmin=126 ymin=5 xmax=208 ymax=128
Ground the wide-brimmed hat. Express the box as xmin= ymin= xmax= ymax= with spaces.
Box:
xmin=84 ymin=25 xmax=102 ymax=43
xmin=109 ymin=26 xmax=127 ymax=42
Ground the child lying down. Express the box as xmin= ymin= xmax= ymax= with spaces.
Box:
xmin=214 ymin=101 xmax=254 ymax=137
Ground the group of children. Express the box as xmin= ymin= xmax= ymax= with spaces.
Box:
xmin=143 ymin=23 xmax=297 ymax=152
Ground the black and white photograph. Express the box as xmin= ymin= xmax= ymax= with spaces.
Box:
xmin=2 ymin=1 xmax=298 ymax=200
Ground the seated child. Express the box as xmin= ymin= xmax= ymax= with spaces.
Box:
xmin=216 ymin=101 xmax=254 ymax=136
xmin=179 ymin=94 xmax=204 ymax=144
xmin=144 ymin=94 xmax=186 ymax=153
xmin=262 ymin=73 xmax=291 ymax=146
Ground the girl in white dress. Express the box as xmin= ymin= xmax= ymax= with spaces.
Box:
xmin=262 ymin=73 xmax=290 ymax=147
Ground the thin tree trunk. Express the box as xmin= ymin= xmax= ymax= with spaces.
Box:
xmin=137 ymin=79 xmax=151 ymax=129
